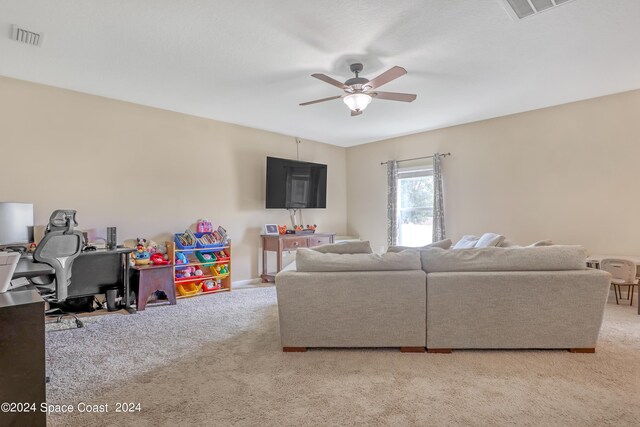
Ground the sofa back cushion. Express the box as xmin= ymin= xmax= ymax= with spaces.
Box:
xmin=420 ymin=246 xmax=587 ymax=272
xmin=312 ymin=240 xmax=373 ymax=254
xmin=296 ymin=248 xmax=422 ymax=272
xmin=387 ymin=239 xmax=452 ymax=253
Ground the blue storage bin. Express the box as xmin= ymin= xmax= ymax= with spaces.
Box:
xmin=194 ymin=232 xmax=224 ymax=249
xmin=174 ymin=231 xmax=196 ymax=250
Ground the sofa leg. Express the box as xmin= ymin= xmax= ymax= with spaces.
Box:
xmin=400 ymin=347 xmax=426 ymax=353
xmin=569 ymin=348 xmax=595 ymax=353
xmin=427 ymin=348 xmax=453 ymax=354
xmin=283 ymin=347 xmax=307 ymax=352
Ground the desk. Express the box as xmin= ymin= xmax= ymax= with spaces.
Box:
xmin=0 ymin=287 xmax=46 ymax=427
xmin=13 ymin=257 xmax=54 ymax=278
xmin=14 ymin=248 xmax=135 ymax=313
xmin=260 ymin=232 xmax=335 ymax=282
xmin=587 ymin=254 xmax=640 ymax=315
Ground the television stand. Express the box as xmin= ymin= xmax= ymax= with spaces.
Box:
xmin=260 ymin=232 xmax=335 ymax=283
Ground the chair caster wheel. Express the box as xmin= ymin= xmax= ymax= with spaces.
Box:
xmin=75 ymin=319 xmax=84 ymax=328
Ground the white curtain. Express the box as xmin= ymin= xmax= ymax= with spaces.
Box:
xmin=386 ymin=160 xmax=399 ymax=246
xmin=432 ymin=153 xmax=446 ymax=241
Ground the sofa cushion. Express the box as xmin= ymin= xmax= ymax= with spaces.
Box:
xmin=499 ymin=239 xmax=555 ymax=248
xmin=387 ymin=239 xmax=452 ymax=253
xmin=475 ymin=233 xmax=505 ymax=248
xmin=312 ymin=240 xmax=373 ymax=254
xmin=452 ymin=235 xmax=480 ymax=249
xmin=420 ymin=246 xmax=587 ymax=272
xmin=296 ymin=248 xmax=422 ymax=272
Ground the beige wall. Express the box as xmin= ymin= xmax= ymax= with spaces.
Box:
xmin=347 ymin=89 xmax=640 ymax=255
xmin=0 ymin=76 xmax=347 ymax=281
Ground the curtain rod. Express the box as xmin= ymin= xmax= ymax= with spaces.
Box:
xmin=380 ymin=152 xmax=451 ymax=166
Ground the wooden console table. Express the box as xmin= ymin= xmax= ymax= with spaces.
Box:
xmin=261 ymin=232 xmax=335 ymax=282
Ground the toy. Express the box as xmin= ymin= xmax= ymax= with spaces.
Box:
xmin=201 ymin=279 xmax=221 ymax=292
xmin=146 ymin=240 xmax=158 ymax=254
xmin=175 ymin=252 xmax=188 ymax=265
xmin=136 ymin=237 xmax=147 ymax=249
xmin=306 ymin=224 xmax=317 ymax=231
xmin=213 ymin=264 xmax=229 ymax=275
xmin=181 ymin=266 xmax=195 ymax=277
xmin=294 ymin=225 xmax=303 ymax=232
xmin=175 ymin=266 xmax=195 ymax=279
xmin=197 ymin=218 xmax=213 ymax=233
xmin=278 ymin=225 xmax=287 ymax=235
xmin=150 ymin=253 xmax=169 ymax=265
xmin=194 ymin=267 xmax=204 ymax=276
xmin=133 ymin=250 xmax=151 ymax=266
xmin=155 ymin=243 xmax=169 ymax=261
xmin=216 ymin=250 xmax=228 ymax=259
xmin=28 ymin=243 xmax=37 ymax=253
xmin=132 ymin=238 xmax=151 ymax=265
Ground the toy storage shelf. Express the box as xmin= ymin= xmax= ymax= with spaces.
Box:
xmin=167 ymin=241 xmax=232 ymax=299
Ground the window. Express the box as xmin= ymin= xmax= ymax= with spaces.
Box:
xmin=397 ymin=167 xmax=433 ymax=246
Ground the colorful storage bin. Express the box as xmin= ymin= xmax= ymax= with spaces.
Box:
xmin=195 ymin=251 xmax=217 ymax=266
xmin=175 ymin=281 xmax=203 ymax=296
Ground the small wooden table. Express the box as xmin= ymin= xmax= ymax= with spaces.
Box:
xmin=261 ymin=232 xmax=335 ymax=282
xmin=130 ymin=264 xmax=176 ymax=311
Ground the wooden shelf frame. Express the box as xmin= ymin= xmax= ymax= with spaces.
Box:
xmin=167 ymin=240 xmax=232 ymax=298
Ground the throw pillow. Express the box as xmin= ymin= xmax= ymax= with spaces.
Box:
xmin=475 ymin=233 xmax=505 ymax=248
xmin=452 ymin=235 xmax=480 ymax=249
xmin=311 ymin=240 xmax=373 ymax=254
xmin=528 ymin=240 xmax=554 ymax=247
xmin=387 ymin=239 xmax=452 ymax=253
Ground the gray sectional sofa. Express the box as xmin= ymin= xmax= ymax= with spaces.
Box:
xmin=275 ymin=242 xmax=611 ymax=353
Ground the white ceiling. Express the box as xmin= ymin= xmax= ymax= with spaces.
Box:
xmin=1 ymin=0 xmax=639 ymax=147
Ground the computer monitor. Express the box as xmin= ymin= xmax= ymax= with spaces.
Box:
xmin=0 ymin=202 xmax=34 ymax=245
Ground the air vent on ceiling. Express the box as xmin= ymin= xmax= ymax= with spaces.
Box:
xmin=11 ymin=25 xmax=43 ymax=47
xmin=503 ymin=0 xmax=576 ymax=19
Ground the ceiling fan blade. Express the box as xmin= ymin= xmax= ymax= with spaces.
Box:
xmin=366 ymin=66 xmax=407 ymax=89
xmin=351 ymin=110 xmax=362 ymax=117
xmin=311 ymin=73 xmax=347 ymax=89
xmin=299 ymin=95 xmax=343 ymax=106
xmin=370 ymin=91 xmax=417 ymax=102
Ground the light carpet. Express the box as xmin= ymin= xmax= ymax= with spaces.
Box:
xmin=45 ymin=286 xmax=640 ymax=426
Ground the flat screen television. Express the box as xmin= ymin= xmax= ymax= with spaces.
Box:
xmin=0 ymin=202 xmax=34 ymax=245
xmin=266 ymin=157 xmax=327 ymax=209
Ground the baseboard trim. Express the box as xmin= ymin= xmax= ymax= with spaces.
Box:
xmin=283 ymin=347 xmax=307 ymax=352
xmin=569 ymin=348 xmax=595 ymax=353
xmin=427 ymin=348 xmax=453 ymax=354
xmin=400 ymin=347 xmax=426 ymax=353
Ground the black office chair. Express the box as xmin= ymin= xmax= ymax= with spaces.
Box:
xmin=33 ymin=210 xmax=85 ymax=327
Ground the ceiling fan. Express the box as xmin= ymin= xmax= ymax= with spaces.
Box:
xmin=300 ymin=63 xmax=417 ymax=116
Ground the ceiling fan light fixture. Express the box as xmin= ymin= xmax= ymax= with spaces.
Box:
xmin=343 ymin=93 xmax=372 ymax=112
